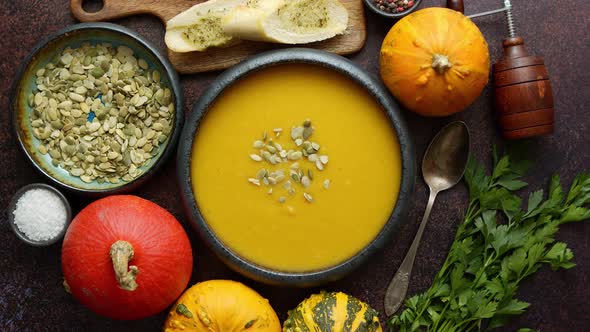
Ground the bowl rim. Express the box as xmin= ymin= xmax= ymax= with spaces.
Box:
xmin=177 ymin=48 xmax=416 ymax=286
xmin=8 ymin=183 xmax=73 ymax=246
xmin=10 ymin=22 xmax=184 ymax=196
xmin=363 ymin=0 xmax=423 ymax=18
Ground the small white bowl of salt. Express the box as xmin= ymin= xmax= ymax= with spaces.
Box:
xmin=8 ymin=183 xmax=72 ymax=246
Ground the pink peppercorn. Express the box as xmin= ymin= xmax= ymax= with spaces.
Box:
xmin=372 ymin=0 xmax=418 ymax=14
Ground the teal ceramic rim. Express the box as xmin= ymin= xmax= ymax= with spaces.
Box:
xmin=10 ymin=23 xmax=183 ymax=195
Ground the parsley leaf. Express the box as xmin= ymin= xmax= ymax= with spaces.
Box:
xmin=526 ymin=190 xmax=544 ymax=215
xmin=497 ymin=178 xmax=528 ymax=191
xmin=389 ymin=151 xmax=589 ymax=332
xmin=495 ymin=299 xmax=530 ymax=315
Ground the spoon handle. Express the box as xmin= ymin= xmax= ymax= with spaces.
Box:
xmin=384 ymin=190 xmax=438 ymax=316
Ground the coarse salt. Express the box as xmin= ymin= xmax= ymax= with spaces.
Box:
xmin=13 ymin=188 xmax=67 ymax=241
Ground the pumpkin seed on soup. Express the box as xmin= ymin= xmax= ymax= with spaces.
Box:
xmin=247 ymin=119 xmax=329 ymax=203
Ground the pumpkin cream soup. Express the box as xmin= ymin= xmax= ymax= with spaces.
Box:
xmin=191 ymin=64 xmax=401 ymax=272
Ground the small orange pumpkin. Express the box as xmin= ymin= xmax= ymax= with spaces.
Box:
xmin=380 ymin=7 xmax=490 ymax=117
xmin=163 ymin=280 xmax=281 ymax=332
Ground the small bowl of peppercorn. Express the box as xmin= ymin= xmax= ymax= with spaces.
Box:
xmin=364 ymin=0 xmax=422 ymax=18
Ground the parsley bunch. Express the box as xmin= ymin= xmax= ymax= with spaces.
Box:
xmin=389 ymin=151 xmax=590 ymax=332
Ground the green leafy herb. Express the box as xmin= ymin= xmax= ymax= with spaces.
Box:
xmin=389 ymin=152 xmax=589 ymax=332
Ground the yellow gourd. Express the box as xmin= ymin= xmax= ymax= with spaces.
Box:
xmin=379 ymin=7 xmax=490 ymax=117
xmin=163 ymin=280 xmax=281 ymax=332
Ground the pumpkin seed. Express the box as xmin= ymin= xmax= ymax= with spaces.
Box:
xmin=261 ymin=151 xmax=272 ymax=161
xmin=303 ymin=192 xmax=313 ymax=202
xmin=70 ymin=168 xmax=85 ymax=176
xmin=256 ymin=168 xmax=267 ymax=180
xmin=250 ymin=154 xmax=262 ymax=162
xmin=316 ymin=160 xmax=324 ymax=171
xmin=28 ymin=43 xmax=174 ymax=184
xmin=291 ymin=126 xmax=304 ymax=139
xmin=80 ymin=175 xmax=93 ymax=183
xmin=319 ymin=155 xmax=329 ymax=164
xmin=302 ymin=126 xmax=313 ymax=140
xmin=287 ymin=151 xmax=302 ymax=160
xmin=248 ymin=178 xmax=261 ymax=186
xmin=323 ymin=179 xmax=331 ymax=189
xmin=38 ymin=145 xmax=47 ymax=154
xmin=153 ymin=70 xmax=161 ymax=83
xmin=271 ymin=155 xmax=282 ymax=164
xmin=301 ymin=176 xmax=311 ymax=188
xmin=71 ymin=109 xmax=82 ymax=118
xmin=74 ymin=86 xmax=88 ymax=95
xmin=138 ymin=59 xmax=149 ymax=70
xmin=278 ymin=196 xmax=286 ymax=203
xmin=253 ymin=140 xmax=265 ymax=149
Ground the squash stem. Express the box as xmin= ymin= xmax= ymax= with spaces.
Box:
xmin=109 ymin=240 xmax=139 ymax=291
xmin=432 ymin=54 xmax=453 ymax=74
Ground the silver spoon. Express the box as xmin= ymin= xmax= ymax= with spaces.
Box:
xmin=384 ymin=121 xmax=470 ymax=317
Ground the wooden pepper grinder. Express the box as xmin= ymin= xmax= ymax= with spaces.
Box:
xmin=448 ymin=0 xmax=554 ymax=139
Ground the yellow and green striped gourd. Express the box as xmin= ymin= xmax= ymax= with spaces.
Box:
xmin=283 ymin=292 xmax=382 ymax=332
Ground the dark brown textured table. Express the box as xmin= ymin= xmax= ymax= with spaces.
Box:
xmin=1 ymin=1 xmax=588 ymax=331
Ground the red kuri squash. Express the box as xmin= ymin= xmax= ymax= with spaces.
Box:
xmin=61 ymin=195 xmax=193 ymax=320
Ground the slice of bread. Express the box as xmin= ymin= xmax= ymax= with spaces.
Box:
xmin=165 ymin=0 xmax=245 ymax=53
xmin=222 ymin=0 xmax=349 ymax=44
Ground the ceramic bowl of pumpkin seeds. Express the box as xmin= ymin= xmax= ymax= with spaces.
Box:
xmin=11 ymin=23 xmax=183 ymax=195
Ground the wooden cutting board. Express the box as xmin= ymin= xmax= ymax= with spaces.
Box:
xmin=70 ymin=0 xmax=367 ymax=74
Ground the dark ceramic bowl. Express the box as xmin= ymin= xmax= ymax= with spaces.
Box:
xmin=11 ymin=23 xmax=183 ymax=196
xmin=177 ymin=48 xmax=416 ymax=287
xmin=8 ymin=183 xmax=72 ymax=246
xmin=364 ymin=0 xmax=423 ymax=19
